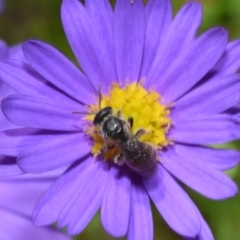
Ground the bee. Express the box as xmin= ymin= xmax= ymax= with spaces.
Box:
xmin=93 ymin=107 xmax=158 ymax=178
xmin=73 ymin=86 xmax=158 ymax=178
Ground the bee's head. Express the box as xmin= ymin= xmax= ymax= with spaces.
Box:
xmin=93 ymin=107 xmax=113 ymax=126
xmin=102 ymin=117 xmax=127 ymax=142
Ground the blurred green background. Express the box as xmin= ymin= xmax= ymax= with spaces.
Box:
xmin=0 ymin=0 xmax=240 ymax=239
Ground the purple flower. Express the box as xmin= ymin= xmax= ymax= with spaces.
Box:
xmin=0 ymin=0 xmax=240 ymax=239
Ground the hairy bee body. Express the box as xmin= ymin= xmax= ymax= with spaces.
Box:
xmin=120 ymin=137 xmax=157 ymax=178
xmin=93 ymin=107 xmax=157 ymax=178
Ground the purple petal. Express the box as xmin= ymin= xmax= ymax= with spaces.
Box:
xmin=0 ymin=163 xmax=22 ymax=176
xmin=0 ymin=60 xmax=78 ymax=105
xmin=0 ymin=156 xmax=22 ymax=176
xmin=33 ymin=157 xmax=96 ymax=226
xmin=23 ymin=40 xmax=95 ymax=104
xmin=210 ymin=40 xmax=240 ymax=77
xmin=0 ymin=79 xmax=16 ymax=98
xmin=145 ymin=2 xmax=202 ymax=88
xmin=0 ymin=210 xmax=71 ymax=240
xmin=61 ymin=0 xmax=116 ymax=91
xmin=0 ymin=170 xmax=64 ymax=217
xmin=173 ymin=74 xmax=240 ymax=116
xmin=197 ymin=213 xmax=214 ymax=240
xmin=0 ymin=108 xmax=19 ymax=132
xmin=184 ymin=210 xmax=214 ymax=240
xmin=61 ymin=161 xmax=109 ymax=235
xmin=156 ymin=27 xmax=228 ymax=102
xmin=162 ymin=146 xmax=238 ymax=199
xmin=0 ymin=39 xmax=7 ymax=59
xmin=114 ymin=0 xmax=144 ymax=82
xmin=226 ymin=104 xmax=240 ymax=116
xmin=170 ymin=114 xmax=239 ymax=144
xmin=8 ymin=44 xmax=26 ymax=62
xmin=101 ymin=166 xmax=131 ymax=237
xmin=17 ymin=132 xmax=90 ymax=173
xmin=1 ymin=94 xmax=85 ymax=131
xmin=0 ymin=128 xmax=61 ymax=157
xmin=0 ymin=0 xmax=4 ymax=14
xmin=140 ymin=0 xmax=172 ymax=77
xmin=162 ymin=143 xmax=239 ymax=171
xmin=56 ymin=158 xmax=102 ymax=228
xmin=0 ymin=169 xmax=70 ymax=240
xmin=127 ymin=177 xmax=153 ymax=240
xmin=142 ymin=165 xmax=200 ymax=237
xmin=85 ymin=0 xmax=114 ymax=83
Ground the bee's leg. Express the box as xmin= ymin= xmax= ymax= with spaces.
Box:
xmin=103 ymin=145 xmax=115 ymax=151
xmin=128 ymin=117 xmax=133 ymax=129
xmin=117 ymin=110 xmax=122 ymax=118
xmin=114 ymin=153 xmax=125 ymax=166
xmin=135 ymin=129 xmax=145 ymax=139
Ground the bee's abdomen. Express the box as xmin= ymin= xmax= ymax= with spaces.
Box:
xmin=122 ymin=141 xmax=157 ymax=178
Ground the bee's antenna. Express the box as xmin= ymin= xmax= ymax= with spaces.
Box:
xmin=98 ymin=85 xmax=102 ymax=110
xmin=72 ymin=86 xmax=102 ymax=115
xmin=72 ymin=111 xmax=89 ymax=115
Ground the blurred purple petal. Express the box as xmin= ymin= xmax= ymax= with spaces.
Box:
xmin=0 ymin=169 xmax=71 ymax=240
xmin=0 ymin=210 xmax=70 ymax=240
xmin=0 ymin=40 xmax=7 ymax=59
xmin=0 ymin=0 xmax=4 ymax=14
xmin=7 ymin=44 xmax=26 ymax=61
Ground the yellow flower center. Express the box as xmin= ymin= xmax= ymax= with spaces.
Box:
xmin=84 ymin=81 xmax=171 ymax=160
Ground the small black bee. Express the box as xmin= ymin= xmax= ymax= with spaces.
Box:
xmin=93 ymin=107 xmax=158 ymax=178
xmin=73 ymin=86 xmax=158 ymax=178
